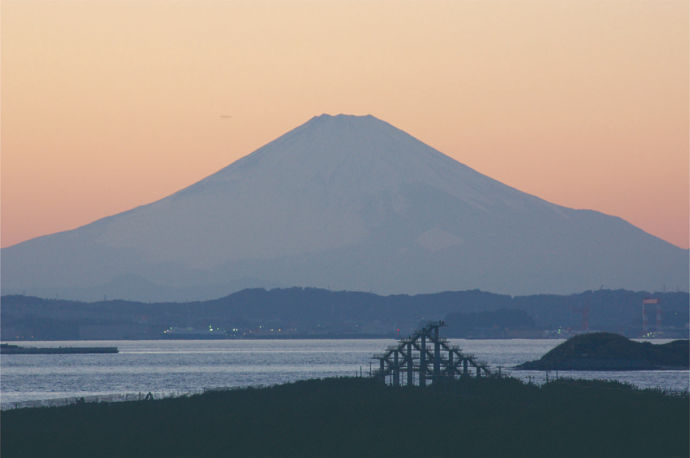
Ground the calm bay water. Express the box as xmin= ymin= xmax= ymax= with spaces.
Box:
xmin=1 ymin=339 xmax=687 ymax=408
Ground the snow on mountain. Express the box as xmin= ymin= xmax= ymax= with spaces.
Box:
xmin=2 ymin=114 xmax=687 ymax=301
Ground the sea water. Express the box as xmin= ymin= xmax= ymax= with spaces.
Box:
xmin=1 ymin=339 xmax=687 ymax=408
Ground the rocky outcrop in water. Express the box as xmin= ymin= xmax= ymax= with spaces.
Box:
xmin=516 ymin=332 xmax=689 ymax=370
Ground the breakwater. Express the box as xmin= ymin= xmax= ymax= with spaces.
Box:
xmin=1 ymin=343 xmax=118 ymax=355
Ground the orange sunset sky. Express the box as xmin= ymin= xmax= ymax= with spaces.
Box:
xmin=2 ymin=0 xmax=688 ymax=249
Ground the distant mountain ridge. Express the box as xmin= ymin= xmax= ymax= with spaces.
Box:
xmin=2 ymin=114 xmax=687 ymax=301
xmin=2 ymin=288 xmax=688 ymax=340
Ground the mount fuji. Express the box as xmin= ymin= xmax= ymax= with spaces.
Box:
xmin=2 ymin=114 xmax=687 ymax=301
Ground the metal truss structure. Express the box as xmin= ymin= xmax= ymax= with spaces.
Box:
xmin=373 ymin=321 xmax=491 ymax=386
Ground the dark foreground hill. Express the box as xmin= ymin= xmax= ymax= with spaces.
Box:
xmin=516 ymin=332 xmax=690 ymax=370
xmin=2 ymin=377 xmax=687 ymax=458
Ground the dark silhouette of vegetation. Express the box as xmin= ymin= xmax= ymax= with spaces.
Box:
xmin=517 ymin=332 xmax=690 ymax=370
xmin=2 ymin=376 xmax=687 ymax=458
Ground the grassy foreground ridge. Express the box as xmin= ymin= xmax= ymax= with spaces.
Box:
xmin=2 ymin=376 xmax=688 ymax=458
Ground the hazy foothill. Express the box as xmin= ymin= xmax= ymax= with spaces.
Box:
xmin=2 ymin=288 xmax=689 ymax=340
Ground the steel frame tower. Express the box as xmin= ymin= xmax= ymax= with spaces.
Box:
xmin=372 ymin=321 xmax=491 ymax=386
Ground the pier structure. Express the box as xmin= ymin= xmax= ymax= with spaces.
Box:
xmin=373 ymin=321 xmax=491 ymax=386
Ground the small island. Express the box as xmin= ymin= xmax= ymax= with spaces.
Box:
xmin=516 ymin=332 xmax=689 ymax=370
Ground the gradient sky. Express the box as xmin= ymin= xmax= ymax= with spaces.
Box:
xmin=2 ymin=0 xmax=688 ymax=249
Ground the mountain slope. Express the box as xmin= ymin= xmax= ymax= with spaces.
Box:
xmin=2 ymin=114 xmax=687 ymax=300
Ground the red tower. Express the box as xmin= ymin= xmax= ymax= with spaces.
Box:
xmin=642 ymin=298 xmax=659 ymax=335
